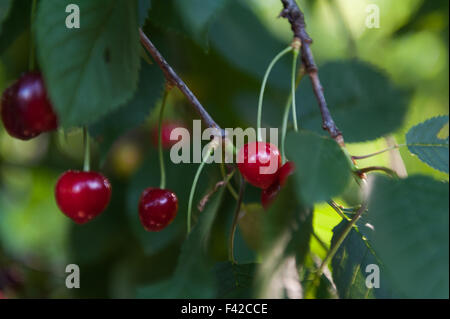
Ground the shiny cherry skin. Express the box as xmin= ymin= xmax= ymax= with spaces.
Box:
xmin=151 ymin=121 xmax=187 ymax=149
xmin=237 ymin=141 xmax=282 ymax=189
xmin=260 ymin=161 xmax=296 ymax=210
xmin=1 ymin=72 xmax=58 ymax=140
xmin=55 ymin=171 xmax=112 ymax=224
xmin=139 ymin=188 xmax=178 ymax=231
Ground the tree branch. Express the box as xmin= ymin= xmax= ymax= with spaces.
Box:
xmin=139 ymin=29 xmax=224 ymax=135
xmin=280 ymin=0 xmax=344 ymax=145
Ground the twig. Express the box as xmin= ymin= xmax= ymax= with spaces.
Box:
xmin=280 ymin=0 xmax=344 ymax=145
xmin=139 ymin=29 xmax=224 ymax=136
xmin=198 ymin=169 xmax=236 ymax=212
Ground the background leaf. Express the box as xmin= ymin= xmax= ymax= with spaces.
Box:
xmin=406 ymin=115 xmax=449 ymax=173
xmin=331 ymin=220 xmax=400 ymax=298
xmin=214 ymin=261 xmax=256 ymax=298
xmin=365 ymin=175 xmax=449 ymax=298
xmin=286 ymin=130 xmax=353 ymax=205
xmin=174 ymin=0 xmax=227 ymax=48
xmin=138 ymin=0 xmax=152 ymax=27
xmin=36 ymin=0 xmax=140 ymax=127
xmin=89 ymin=61 xmax=164 ymax=160
xmin=0 ymin=0 xmax=31 ymax=54
xmin=0 ymin=0 xmax=13 ymax=34
xmin=255 ymin=183 xmax=313 ymax=298
xmin=209 ymin=0 xmax=290 ymax=90
xmin=297 ymin=60 xmax=409 ymax=142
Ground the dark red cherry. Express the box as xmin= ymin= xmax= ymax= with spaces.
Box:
xmin=139 ymin=188 xmax=178 ymax=231
xmin=261 ymin=182 xmax=281 ymax=210
xmin=260 ymin=161 xmax=296 ymax=210
xmin=1 ymin=72 xmax=58 ymax=140
xmin=278 ymin=161 xmax=296 ymax=186
xmin=151 ymin=121 xmax=187 ymax=149
xmin=55 ymin=171 xmax=112 ymax=224
xmin=237 ymin=141 xmax=282 ymax=189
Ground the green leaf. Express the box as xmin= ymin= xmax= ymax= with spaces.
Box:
xmin=406 ymin=115 xmax=449 ymax=173
xmin=36 ymin=0 xmax=140 ymax=127
xmin=137 ymin=187 xmax=226 ymax=298
xmin=214 ymin=261 xmax=256 ymax=298
xmin=286 ymin=130 xmax=353 ymax=205
xmin=0 ymin=0 xmax=13 ymax=33
xmin=331 ymin=220 xmax=400 ymax=298
xmin=89 ymin=61 xmax=164 ymax=160
xmin=174 ymin=0 xmax=227 ymax=48
xmin=365 ymin=175 xmax=449 ymax=298
xmin=238 ymin=203 xmax=265 ymax=252
xmin=255 ymin=183 xmax=313 ymax=298
xmin=146 ymin=0 xmax=226 ymax=48
xmin=138 ymin=0 xmax=151 ymax=26
xmin=297 ymin=60 xmax=409 ymax=142
xmin=209 ymin=0 xmax=290 ymax=90
xmin=0 ymin=0 xmax=31 ymax=54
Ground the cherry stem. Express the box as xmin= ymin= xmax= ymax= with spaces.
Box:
xmin=290 ymin=45 xmax=300 ymax=132
xmin=220 ymin=162 xmax=238 ymax=200
xmin=351 ymin=144 xmax=404 ymax=160
xmin=356 ymin=166 xmax=399 ymax=178
xmin=257 ymin=46 xmax=292 ymax=142
xmin=327 ymin=200 xmax=350 ymax=221
xmin=187 ymin=147 xmax=214 ymax=234
xmin=83 ymin=127 xmax=90 ymax=172
xmin=28 ymin=0 xmax=37 ymax=71
xmin=281 ymin=65 xmax=305 ymax=163
xmin=312 ymin=203 xmax=367 ymax=286
xmin=158 ymin=87 xmax=170 ymax=189
xmin=228 ymin=176 xmax=245 ymax=264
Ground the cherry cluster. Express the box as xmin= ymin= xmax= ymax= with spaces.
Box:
xmin=237 ymin=141 xmax=295 ymax=209
xmin=1 ymin=72 xmax=178 ymax=231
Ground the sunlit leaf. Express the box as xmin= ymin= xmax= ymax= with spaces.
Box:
xmin=406 ymin=115 xmax=449 ymax=173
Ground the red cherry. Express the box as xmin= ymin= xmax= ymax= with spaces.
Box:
xmin=278 ymin=161 xmax=296 ymax=186
xmin=55 ymin=171 xmax=112 ymax=224
xmin=1 ymin=72 xmax=58 ymax=140
xmin=261 ymin=182 xmax=281 ymax=210
xmin=151 ymin=121 xmax=187 ymax=149
xmin=139 ymin=188 xmax=178 ymax=231
xmin=237 ymin=142 xmax=282 ymax=189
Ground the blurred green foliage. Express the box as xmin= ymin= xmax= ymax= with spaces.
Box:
xmin=0 ymin=0 xmax=448 ymax=298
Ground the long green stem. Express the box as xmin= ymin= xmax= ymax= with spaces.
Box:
xmin=281 ymin=95 xmax=293 ymax=163
xmin=281 ymin=66 xmax=305 ymax=162
xmin=313 ymin=204 xmax=366 ymax=285
xmin=291 ymin=49 xmax=299 ymax=131
xmin=29 ymin=0 xmax=37 ymax=71
xmin=187 ymin=149 xmax=213 ymax=234
xmin=352 ymin=144 xmax=404 ymax=160
xmin=158 ymin=89 xmax=170 ymax=189
xmin=257 ymin=46 xmax=292 ymax=142
xmin=327 ymin=200 xmax=350 ymax=221
xmin=220 ymin=162 xmax=238 ymax=200
xmin=83 ymin=127 xmax=90 ymax=172
xmin=228 ymin=176 xmax=245 ymax=264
